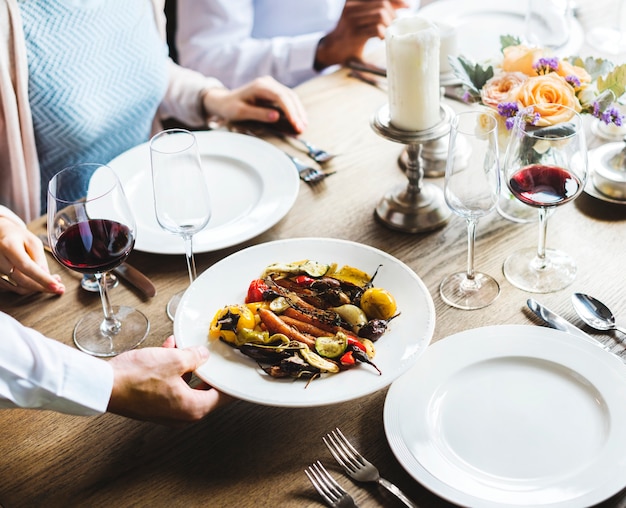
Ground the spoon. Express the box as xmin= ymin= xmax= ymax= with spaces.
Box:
xmin=571 ymin=293 xmax=626 ymax=335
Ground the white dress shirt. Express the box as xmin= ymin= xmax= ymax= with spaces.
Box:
xmin=177 ymin=0 xmax=343 ymax=88
xmin=0 ymin=311 xmax=113 ymax=415
xmin=176 ymin=0 xmax=419 ymax=88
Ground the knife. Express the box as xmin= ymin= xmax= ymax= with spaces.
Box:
xmin=38 ymin=234 xmax=156 ymax=298
xmin=527 ymin=298 xmax=608 ymax=349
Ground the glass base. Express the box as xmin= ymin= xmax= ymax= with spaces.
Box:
xmin=166 ymin=290 xmax=185 ymax=321
xmin=587 ymin=28 xmax=626 ymax=55
xmin=74 ymin=306 xmax=149 ymax=357
xmin=440 ymin=272 xmax=501 ymax=310
xmin=81 ymin=273 xmax=118 ymax=292
xmin=503 ymin=247 xmax=576 ymax=293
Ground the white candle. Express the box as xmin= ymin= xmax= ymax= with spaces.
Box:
xmin=386 ymin=16 xmax=440 ymax=131
xmin=437 ymin=21 xmax=458 ymax=75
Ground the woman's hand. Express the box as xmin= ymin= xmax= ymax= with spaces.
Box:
xmin=0 ymin=217 xmax=65 ymax=295
xmin=202 ymin=76 xmax=308 ymax=134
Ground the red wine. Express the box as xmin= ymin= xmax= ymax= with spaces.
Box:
xmin=509 ymin=164 xmax=582 ymax=207
xmin=54 ymin=219 xmax=134 ymax=274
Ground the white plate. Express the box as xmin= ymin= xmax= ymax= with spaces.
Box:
xmin=384 ymin=325 xmax=626 ymax=508
xmin=174 ymin=238 xmax=435 ymax=407
xmin=106 ymin=130 xmax=299 ymax=254
xmin=420 ymin=0 xmax=584 ymax=64
xmin=584 ymin=143 xmax=626 ymax=205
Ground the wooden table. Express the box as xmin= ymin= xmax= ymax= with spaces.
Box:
xmin=3 ymin=2 xmax=626 ymax=507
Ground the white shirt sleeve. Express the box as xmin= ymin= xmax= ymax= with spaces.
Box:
xmin=0 ymin=312 xmax=113 ymax=416
xmin=176 ymin=0 xmax=328 ymax=88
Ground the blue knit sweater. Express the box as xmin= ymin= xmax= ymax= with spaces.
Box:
xmin=18 ymin=0 xmax=169 ymax=210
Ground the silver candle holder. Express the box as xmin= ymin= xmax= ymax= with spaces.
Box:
xmin=371 ymin=102 xmax=460 ymax=232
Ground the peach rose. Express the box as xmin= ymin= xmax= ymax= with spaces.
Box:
xmin=501 ymin=45 xmax=544 ymax=76
xmin=557 ymin=60 xmax=592 ymax=85
xmin=512 ymin=73 xmax=582 ymax=125
xmin=480 ymin=72 xmax=528 ymax=108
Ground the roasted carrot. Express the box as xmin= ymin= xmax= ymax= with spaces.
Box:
xmin=280 ymin=315 xmax=330 ymax=337
xmin=282 ymin=307 xmax=353 ymax=336
xmin=258 ymin=308 xmax=316 ymax=349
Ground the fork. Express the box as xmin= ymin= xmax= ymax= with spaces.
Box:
xmin=304 ymin=460 xmax=359 ymax=508
xmin=285 ymin=152 xmax=335 ymax=184
xmin=323 ymin=428 xmax=418 ymax=508
xmin=288 ymin=135 xmax=336 ymax=164
xmin=262 ymin=128 xmax=336 ymax=164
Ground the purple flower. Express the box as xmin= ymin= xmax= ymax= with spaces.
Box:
xmin=497 ymin=102 xmax=519 ymax=118
xmin=593 ymin=101 xmax=601 ymax=116
xmin=565 ymin=74 xmax=581 ymax=88
xmin=533 ymin=57 xmax=559 ymax=74
xmin=600 ymin=106 xmax=624 ymax=126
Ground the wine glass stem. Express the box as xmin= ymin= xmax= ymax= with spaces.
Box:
xmin=183 ymin=233 xmax=197 ymax=285
xmin=465 ymin=218 xmax=477 ymax=281
xmin=535 ymin=207 xmax=549 ymax=269
xmin=96 ymin=272 xmax=121 ymax=335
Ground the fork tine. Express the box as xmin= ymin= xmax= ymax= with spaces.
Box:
xmin=323 ymin=428 xmax=365 ymax=473
xmin=305 ymin=460 xmax=344 ymax=504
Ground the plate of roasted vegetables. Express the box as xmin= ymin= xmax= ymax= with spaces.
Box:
xmin=174 ymin=238 xmax=435 ymax=407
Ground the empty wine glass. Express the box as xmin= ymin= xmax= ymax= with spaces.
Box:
xmin=525 ymin=0 xmax=573 ymax=50
xmin=47 ymin=163 xmax=149 ymax=356
xmin=586 ymin=0 xmax=626 ymax=55
xmin=440 ymin=110 xmax=501 ymax=310
xmin=503 ymin=104 xmax=588 ymax=293
xmin=150 ymin=129 xmax=211 ymax=321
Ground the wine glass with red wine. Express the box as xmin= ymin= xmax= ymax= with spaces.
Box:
xmin=502 ymin=105 xmax=588 ymax=293
xmin=47 ymin=163 xmax=149 ymax=356
xmin=440 ymin=110 xmax=501 ymax=310
xmin=150 ymin=129 xmax=211 ymax=321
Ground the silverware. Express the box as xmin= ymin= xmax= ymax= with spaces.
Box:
xmin=259 ymin=127 xmax=336 ymax=164
xmin=323 ymin=428 xmax=417 ymax=508
xmin=571 ymin=293 xmax=626 ymax=336
xmin=347 ymin=65 xmax=465 ymax=103
xmin=289 ymin=135 xmax=336 ymax=164
xmin=526 ymin=298 xmax=595 ymax=342
xmin=285 ymin=153 xmax=335 ymax=184
xmin=227 ymin=125 xmax=335 ymax=184
xmin=346 ymin=60 xmax=387 ymax=77
xmin=38 ymin=234 xmax=157 ymax=298
xmin=304 ymin=460 xmax=359 ymax=508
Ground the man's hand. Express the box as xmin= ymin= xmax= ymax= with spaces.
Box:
xmin=315 ymin=0 xmax=409 ymax=70
xmin=107 ymin=336 xmax=233 ymax=426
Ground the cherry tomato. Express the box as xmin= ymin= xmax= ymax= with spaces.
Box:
xmin=245 ymin=279 xmax=269 ymax=303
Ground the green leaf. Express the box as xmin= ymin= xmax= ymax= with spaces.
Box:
xmin=448 ymin=55 xmax=494 ymax=96
xmin=598 ymin=63 xmax=626 ymax=99
xmin=500 ymin=35 xmax=521 ymax=52
xmin=567 ymin=56 xmax=614 ymax=80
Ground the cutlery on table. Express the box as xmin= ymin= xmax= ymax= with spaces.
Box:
xmin=526 ymin=297 xmax=617 ymax=355
xmin=258 ymin=126 xmax=336 ymax=164
xmin=227 ymin=125 xmax=335 ymax=184
xmin=572 ymin=293 xmax=626 ymax=336
xmin=346 ymin=59 xmax=387 ymax=77
xmin=38 ymin=234 xmax=157 ymax=298
xmin=347 ymin=63 xmax=464 ymax=103
xmin=285 ymin=153 xmax=335 ymax=184
xmin=305 ymin=460 xmax=359 ymax=508
xmin=282 ymin=132 xmax=336 ymax=164
xmin=323 ymin=428 xmax=418 ymax=508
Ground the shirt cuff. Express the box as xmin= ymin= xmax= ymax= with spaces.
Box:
xmin=46 ymin=345 xmax=114 ymax=416
xmin=285 ymin=32 xmax=326 ymax=76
